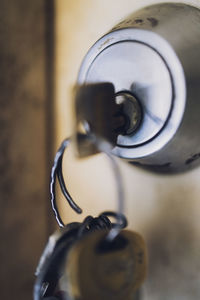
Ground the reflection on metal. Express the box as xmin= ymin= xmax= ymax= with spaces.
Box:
xmin=78 ymin=3 xmax=200 ymax=173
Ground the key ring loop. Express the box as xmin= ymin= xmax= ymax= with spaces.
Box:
xmin=50 ymin=134 xmax=125 ymax=241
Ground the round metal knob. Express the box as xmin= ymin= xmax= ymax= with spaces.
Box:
xmin=78 ymin=3 xmax=200 ymax=173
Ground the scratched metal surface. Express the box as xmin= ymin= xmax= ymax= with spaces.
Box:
xmin=55 ymin=1 xmax=200 ymax=299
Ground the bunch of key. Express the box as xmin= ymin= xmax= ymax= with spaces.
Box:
xmin=34 ymin=84 xmax=148 ymax=300
xmin=34 ymin=211 xmax=147 ymax=300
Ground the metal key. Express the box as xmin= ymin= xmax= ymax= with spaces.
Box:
xmin=74 ymin=83 xmax=128 ymax=158
xmin=63 ymin=228 xmax=147 ymax=300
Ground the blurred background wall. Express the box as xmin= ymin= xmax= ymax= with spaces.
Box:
xmin=55 ymin=0 xmax=200 ymax=299
xmin=0 ymin=0 xmax=55 ymax=299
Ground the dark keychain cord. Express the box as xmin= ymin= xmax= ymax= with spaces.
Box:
xmin=50 ymin=135 xmax=126 ymax=240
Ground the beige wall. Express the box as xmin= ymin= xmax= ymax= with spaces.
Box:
xmin=55 ymin=1 xmax=200 ymax=298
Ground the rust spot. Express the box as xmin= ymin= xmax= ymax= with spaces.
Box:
xmin=185 ymin=153 xmax=200 ymax=165
xmin=134 ymin=19 xmax=144 ymax=24
xmin=98 ymin=38 xmax=114 ymax=50
xmin=125 ymin=19 xmax=132 ymax=25
xmin=147 ymin=17 xmax=159 ymax=27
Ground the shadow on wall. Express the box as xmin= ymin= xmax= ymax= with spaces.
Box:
xmin=144 ymin=187 xmax=200 ymax=299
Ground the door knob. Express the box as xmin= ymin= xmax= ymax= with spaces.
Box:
xmin=77 ymin=3 xmax=200 ymax=173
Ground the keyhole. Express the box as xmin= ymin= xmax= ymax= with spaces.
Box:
xmin=115 ymin=91 xmax=143 ymax=135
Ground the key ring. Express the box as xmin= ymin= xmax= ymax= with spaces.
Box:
xmin=50 ymin=133 xmax=125 ymax=241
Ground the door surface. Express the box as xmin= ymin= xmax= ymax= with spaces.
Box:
xmin=55 ymin=1 xmax=200 ymax=299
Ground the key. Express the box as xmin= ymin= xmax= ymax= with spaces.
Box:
xmin=62 ymin=228 xmax=147 ymax=300
xmin=34 ymin=213 xmax=118 ymax=300
xmin=74 ymin=83 xmax=127 ymax=158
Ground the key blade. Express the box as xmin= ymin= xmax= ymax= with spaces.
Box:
xmin=73 ymin=83 xmax=123 ymax=158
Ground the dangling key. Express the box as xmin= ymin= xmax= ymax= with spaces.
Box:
xmin=62 ymin=229 xmax=147 ymax=300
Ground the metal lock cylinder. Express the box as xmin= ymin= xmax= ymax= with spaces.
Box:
xmin=78 ymin=3 xmax=200 ymax=173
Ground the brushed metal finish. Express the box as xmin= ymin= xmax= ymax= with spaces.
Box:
xmin=86 ymin=41 xmax=173 ymax=147
xmin=78 ymin=3 xmax=200 ymax=173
